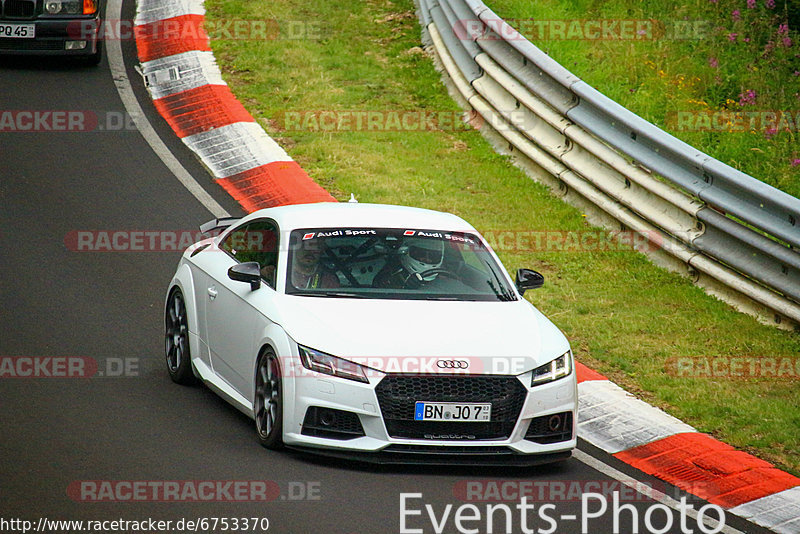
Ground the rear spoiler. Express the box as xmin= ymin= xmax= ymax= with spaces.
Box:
xmin=200 ymin=217 xmax=240 ymax=235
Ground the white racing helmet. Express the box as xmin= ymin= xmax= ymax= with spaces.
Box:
xmin=401 ymin=238 xmax=445 ymax=279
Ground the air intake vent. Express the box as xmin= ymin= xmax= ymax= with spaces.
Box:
xmin=301 ymin=407 xmax=365 ymax=441
xmin=525 ymin=412 xmax=573 ymax=444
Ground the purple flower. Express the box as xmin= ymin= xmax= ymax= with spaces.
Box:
xmin=783 ymin=37 xmax=793 ymax=47
xmin=764 ymin=126 xmax=777 ymax=139
xmin=728 ymin=32 xmax=738 ymax=41
xmin=744 ymin=37 xmax=751 ymax=42
xmin=794 ymin=71 xmax=800 ymax=76
xmin=709 ymin=56 xmax=719 ymax=68
xmin=766 ymin=0 xmax=775 ymax=8
xmin=778 ymin=24 xmax=789 ymax=35
xmin=747 ymin=0 xmax=756 ymax=8
xmin=739 ymin=89 xmax=757 ymax=106
xmin=791 ymin=159 xmax=800 ymax=167
xmin=732 ymin=9 xmax=741 ymax=21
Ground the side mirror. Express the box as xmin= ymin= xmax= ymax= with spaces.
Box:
xmin=515 ymin=268 xmax=544 ymax=295
xmin=228 ymin=262 xmax=261 ymax=291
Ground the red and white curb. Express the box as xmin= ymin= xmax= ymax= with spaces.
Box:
xmin=576 ymin=363 xmax=799 ymax=532
xmin=133 ymin=1 xmax=799 ymax=531
xmin=134 ymin=0 xmax=334 ymax=212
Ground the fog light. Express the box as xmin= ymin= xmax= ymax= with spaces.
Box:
xmin=319 ymin=409 xmax=336 ymax=427
xmin=548 ymin=414 xmax=562 ymax=432
xmin=45 ymin=1 xmax=61 ymax=13
xmin=65 ymin=40 xmax=87 ymax=50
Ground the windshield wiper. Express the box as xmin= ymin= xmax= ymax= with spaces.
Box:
xmin=291 ymin=291 xmax=366 ymax=298
xmin=484 ymin=260 xmax=516 ymax=302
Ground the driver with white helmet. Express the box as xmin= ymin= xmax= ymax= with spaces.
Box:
xmin=373 ymin=237 xmax=445 ymax=288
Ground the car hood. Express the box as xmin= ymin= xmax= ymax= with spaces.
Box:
xmin=274 ymin=296 xmax=569 ymax=375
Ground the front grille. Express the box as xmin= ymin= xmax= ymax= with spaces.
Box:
xmin=301 ymin=407 xmax=365 ymax=441
xmin=525 ymin=412 xmax=573 ymax=444
xmin=375 ymin=374 xmax=527 ymax=440
xmin=3 ymin=0 xmax=37 ymax=18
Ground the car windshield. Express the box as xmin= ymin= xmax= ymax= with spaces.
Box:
xmin=285 ymin=228 xmax=516 ymax=301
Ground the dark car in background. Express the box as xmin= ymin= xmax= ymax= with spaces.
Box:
xmin=0 ymin=0 xmax=102 ymax=64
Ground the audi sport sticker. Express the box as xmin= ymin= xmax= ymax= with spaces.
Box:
xmin=410 ymin=230 xmax=479 ymax=246
xmin=302 ymin=229 xmax=378 ymax=239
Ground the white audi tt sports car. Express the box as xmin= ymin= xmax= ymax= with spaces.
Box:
xmin=164 ymin=202 xmax=577 ymax=464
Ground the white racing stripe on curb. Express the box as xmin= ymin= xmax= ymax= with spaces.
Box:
xmin=141 ymin=51 xmax=226 ymax=100
xmin=182 ymin=122 xmax=293 ymax=179
xmin=134 ymin=0 xmax=205 ymax=26
xmin=107 ymin=0 xmax=229 ymax=218
xmin=578 ymin=380 xmax=695 ymax=454
xmin=574 ymin=450 xmax=744 ymax=534
xmin=728 ymin=487 xmax=800 ymax=533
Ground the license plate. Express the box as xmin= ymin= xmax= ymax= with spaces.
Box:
xmin=0 ymin=23 xmax=35 ymax=39
xmin=414 ymin=402 xmax=491 ymax=422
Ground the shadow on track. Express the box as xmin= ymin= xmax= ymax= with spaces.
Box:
xmin=0 ymin=55 xmax=100 ymax=71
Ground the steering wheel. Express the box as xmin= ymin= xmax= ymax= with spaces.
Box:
xmin=320 ymin=250 xmax=362 ymax=287
xmin=319 ymin=237 xmax=383 ymax=288
xmin=403 ymin=268 xmax=460 ymax=289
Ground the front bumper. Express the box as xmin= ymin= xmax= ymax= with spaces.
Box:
xmin=282 ymin=354 xmax=578 ymax=462
xmin=0 ymin=16 xmax=100 ymax=56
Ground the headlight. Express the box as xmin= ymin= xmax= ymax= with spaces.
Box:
xmin=531 ymin=351 xmax=572 ymax=386
xmin=44 ymin=0 xmax=82 ymax=14
xmin=298 ymin=346 xmax=369 ymax=383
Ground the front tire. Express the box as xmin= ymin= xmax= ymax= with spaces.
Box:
xmin=254 ymin=348 xmax=284 ymax=449
xmin=165 ymin=288 xmax=196 ymax=385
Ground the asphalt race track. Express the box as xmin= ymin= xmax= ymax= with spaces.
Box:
xmin=0 ymin=1 xmax=774 ymax=533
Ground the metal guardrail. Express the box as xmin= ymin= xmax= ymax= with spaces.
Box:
xmin=415 ymin=0 xmax=800 ymax=328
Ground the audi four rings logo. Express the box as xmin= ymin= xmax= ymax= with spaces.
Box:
xmin=437 ymin=359 xmax=469 ymax=369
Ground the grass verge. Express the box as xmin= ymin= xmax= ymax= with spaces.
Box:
xmin=489 ymin=0 xmax=800 ymax=196
xmin=205 ymin=0 xmax=800 ymax=474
